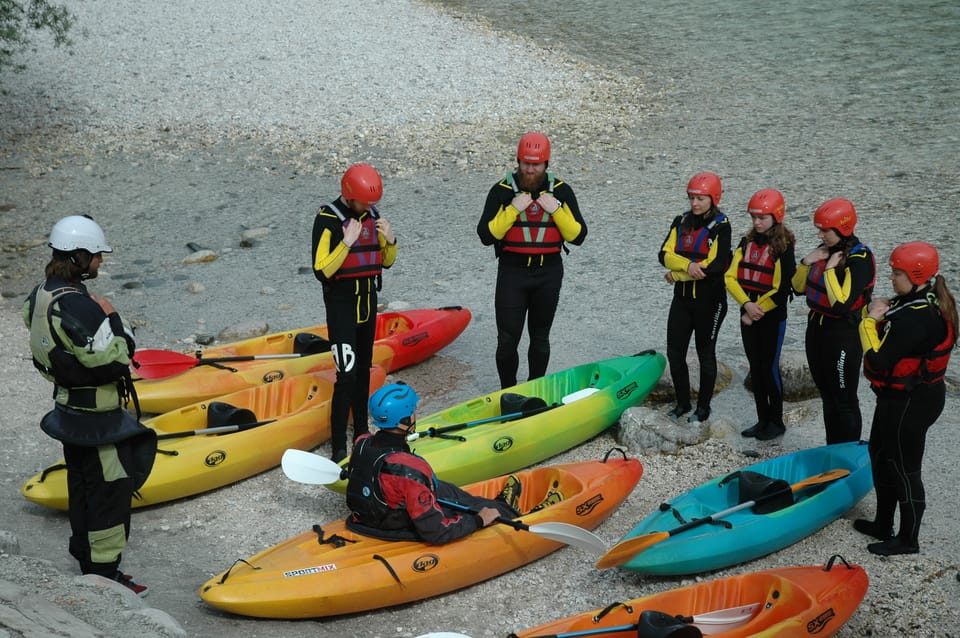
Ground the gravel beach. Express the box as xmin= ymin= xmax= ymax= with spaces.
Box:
xmin=2 ymin=1 xmax=959 ymax=636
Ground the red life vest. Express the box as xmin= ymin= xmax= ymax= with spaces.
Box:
xmin=804 ymin=244 xmax=874 ymax=318
xmin=501 ymin=173 xmax=563 ymax=255
xmin=864 ymin=302 xmax=954 ymax=391
xmin=329 ymin=202 xmax=383 ymax=280
xmin=736 ymin=240 xmax=776 ymax=295
xmin=675 ymin=214 xmax=726 ymax=261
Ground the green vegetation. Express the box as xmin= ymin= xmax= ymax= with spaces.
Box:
xmin=1 ymin=0 xmax=74 ymax=73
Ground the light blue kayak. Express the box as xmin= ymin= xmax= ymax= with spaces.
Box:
xmin=612 ymin=441 xmax=872 ymax=575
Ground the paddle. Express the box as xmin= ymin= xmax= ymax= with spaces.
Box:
xmin=279 ymin=450 xmax=607 ymax=555
xmin=406 ymin=387 xmax=600 ymax=442
xmin=436 ymin=498 xmax=607 ymax=556
xmin=513 ymin=603 xmax=761 ymax=638
xmin=155 ymin=419 xmax=276 ymax=440
xmin=595 ymin=468 xmax=851 ymax=570
xmin=131 ymin=349 xmax=311 ymax=380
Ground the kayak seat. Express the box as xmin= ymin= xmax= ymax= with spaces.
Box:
xmin=293 ymin=333 xmax=332 ymax=355
xmin=636 ymin=610 xmax=703 ymax=638
xmin=207 ymin=402 xmax=258 ymax=428
xmin=499 ymin=393 xmax=548 ymax=419
xmin=721 ymin=470 xmax=794 ymax=515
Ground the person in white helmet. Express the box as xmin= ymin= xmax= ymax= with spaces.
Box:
xmin=23 ymin=215 xmax=156 ymax=597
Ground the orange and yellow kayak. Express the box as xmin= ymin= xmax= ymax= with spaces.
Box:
xmin=199 ymin=455 xmax=643 ymax=619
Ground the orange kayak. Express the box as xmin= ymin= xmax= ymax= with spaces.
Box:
xmin=511 ymin=556 xmax=868 ymax=637
xmin=199 ymin=455 xmax=643 ymax=619
xmin=133 ymin=306 xmax=471 ymax=413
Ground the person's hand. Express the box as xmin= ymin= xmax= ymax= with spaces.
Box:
xmin=537 ymin=193 xmax=562 ymax=214
xmin=477 ymin=507 xmax=500 ymax=527
xmin=826 ymin=251 xmax=843 ymax=270
xmin=741 ymin=313 xmax=754 ymax=326
xmin=868 ymin=297 xmax=890 ymax=320
xmin=90 ymin=293 xmax=116 ymax=315
xmin=687 ymin=261 xmax=706 ymax=280
xmin=664 ymin=271 xmax=675 ymax=284
xmin=342 ymin=218 xmax=362 ymax=246
xmin=376 ymin=218 xmax=395 ymax=244
xmin=802 ymin=246 xmax=829 ymax=266
xmin=744 ymin=301 xmax=765 ymax=321
xmin=510 ymin=193 xmax=533 ymax=213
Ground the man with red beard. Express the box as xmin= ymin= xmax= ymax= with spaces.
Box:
xmin=477 ymin=132 xmax=588 ymax=389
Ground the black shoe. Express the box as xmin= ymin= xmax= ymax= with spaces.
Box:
xmin=667 ymin=404 xmax=692 ymax=422
xmin=687 ymin=407 xmax=710 ymax=424
xmin=754 ymin=421 xmax=785 ymax=441
xmin=331 ymin=448 xmax=347 ymax=463
xmin=854 ymin=518 xmax=894 ymax=541
xmin=741 ymin=422 xmax=765 ymax=437
xmin=868 ymin=537 xmax=919 ymax=556
xmin=114 ymin=571 xmax=148 ymax=597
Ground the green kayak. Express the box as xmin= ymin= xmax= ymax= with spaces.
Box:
xmin=327 ymin=350 xmax=665 ymax=493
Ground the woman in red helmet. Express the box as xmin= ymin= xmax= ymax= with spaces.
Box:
xmin=312 ymin=163 xmax=398 ymax=461
xmin=659 ymin=172 xmax=731 ymax=424
xmin=855 ymin=242 xmax=957 ymax=556
xmin=476 ymin=132 xmax=587 ymax=389
xmin=724 ymin=189 xmax=796 ymax=441
xmin=791 ymin=198 xmax=875 ymax=444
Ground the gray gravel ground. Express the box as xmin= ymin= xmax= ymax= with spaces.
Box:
xmin=1 ymin=0 xmax=959 ymax=636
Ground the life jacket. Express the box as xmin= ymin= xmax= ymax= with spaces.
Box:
xmin=736 ymin=239 xmax=776 ymax=296
xmin=501 ymin=173 xmax=563 ymax=255
xmin=327 ymin=202 xmax=383 ymax=280
xmin=27 ymin=285 xmax=125 ymax=411
xmin=804 ymin=244 xmax=874 ymax=318
xmin=675 ymin=213 xmax=727 ymax=262
xmin=345 ymin=434 xmax=433 ymax=531
xmin=863 ymin=301 xmax=954 ymax=391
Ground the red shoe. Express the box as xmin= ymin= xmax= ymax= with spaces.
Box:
xmin=115 ymin=571 xmax=148 ymax=597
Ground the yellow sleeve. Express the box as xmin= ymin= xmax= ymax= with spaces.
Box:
xmin=791 ymin=262 xmax=809 ymax=293
xmin=486 ymin=205 xmax=521 ymax=240
xmin=380 ymin=233 xmax=398 ymax=268
xmin=662 ymin=227 xmax=693 ymax=274
xmin=755 ymin=260 xmax=783 ymax=312
xmin=313 ymin=228 xmax=351 ymax=279
xmin=551 ymin=205 xmax=582 ymax=242
xmin=725 ymin=248 xmax=749 ymax=306
xmin=859 ymin=316 xmax=883 ymax=352
xmin=824 ymin=266 xmax=852 ymax=306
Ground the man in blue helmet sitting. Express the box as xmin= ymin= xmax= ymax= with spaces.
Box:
xmin=345 ymin=383 xmax=521 ymax=545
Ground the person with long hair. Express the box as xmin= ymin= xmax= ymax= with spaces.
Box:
xmin=791 ymin=198 xmax=875 ymax=444
xmin=725 ymin=189 xmax=796 ymax=440
xmin=855 ymin=241 xmax=956 ymax=556
xmin=659 ymin=172 xmax=731 ymax=424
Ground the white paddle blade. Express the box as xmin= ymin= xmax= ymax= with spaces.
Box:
xmin=561 ymin=387 xmax=600 ymax=404
xmin=528 ymin=522 xmax=607 ymax=556
xmin=693 ymin=603 xmax=761 ymax=635
xmin=280 ymin=449 xmax=343 ymax=485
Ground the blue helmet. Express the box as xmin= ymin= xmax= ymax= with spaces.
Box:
xmin=369 ymin=383 xmax=420 ymax=429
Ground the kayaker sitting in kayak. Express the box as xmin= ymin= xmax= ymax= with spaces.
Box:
xmin=345 ymin=383 xmax=521 ymax=544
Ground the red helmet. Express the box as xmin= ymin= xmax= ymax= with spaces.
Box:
xmin=889 ymin=241 xmax=939 ymax=286
xmin=813 ymin=198 xmax=857 ymax=236
xmin=686 ymin=172 xmax=722 ymax=206
xmin=517 ymin=132 xmax=550 ymax=163
xmin=747 ymin=189 xmax=786 ymax=224
xmin=341 ymin=163 xmax=383 ymax=204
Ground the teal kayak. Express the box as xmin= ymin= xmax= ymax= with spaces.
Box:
xmin=606 ymin=441 xmax=872 ymax=575
xmin=328 ymin=351 xmax=665 ymax=493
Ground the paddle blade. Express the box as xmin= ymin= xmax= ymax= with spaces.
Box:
xmin=791 ymin=468 xmax=850 ymax=491
xmin=281 ymin=449 xmax=344 ymax=485
xmin=131 ymin=349 xmax=200 ymax=379
xmin=561 ymin=387 xmax=600 ymax=404
xmin=595 ymin=532 xmax=669 ymax=569
xmin=692 ymin=603 xmax=760 ymax=635
xmin=528 ymin=522 xmax=607 ymax=556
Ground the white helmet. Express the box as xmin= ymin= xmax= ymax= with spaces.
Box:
xmin=48 ymin=215 xmax=113 ymax=253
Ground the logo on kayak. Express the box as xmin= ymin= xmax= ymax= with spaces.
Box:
xmin=412 ymin=554 xmax=439 ymax=572
xmin=262 ymin=370 xmax=285 ymax=383
xmin=616 ymin=381 xmax=639 ymax=401
xmin=204 ymin=450 xmax=226 ymax=467
xmin=401 ymin=331 xmax=429 ymax=347
xmin=576 ymin=494 xmax=603 ymax=516
xmin=283 ymin=564 xmax=336 ymax=578
xmin=492 ymin=436 xmax=514 ymax=453
xmin=807 ymin=608 xmax=836 ymax=634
